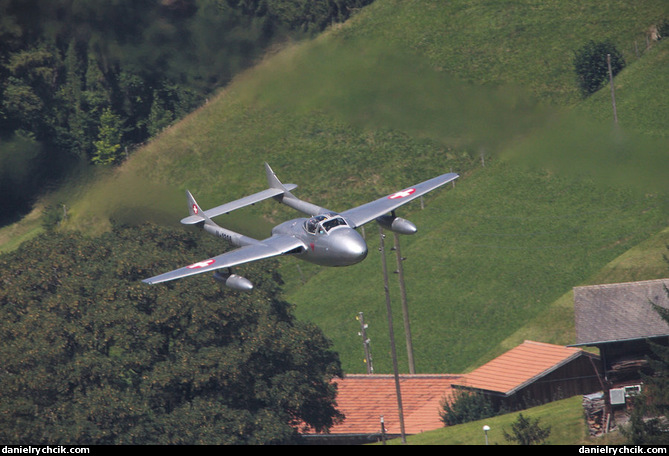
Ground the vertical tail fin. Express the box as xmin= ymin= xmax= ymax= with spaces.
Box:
xmin=186 ymin=190 xmax=200 ymax=217
xmin=265 ymin=162 xmax=291 ymax=193
xmin=186 ymin=190 xmax=211 ymax=222
xmin=185 ymin=190 xmax=258 ymax=247
xmin=264 ymin=162 xmax=329 ymax=216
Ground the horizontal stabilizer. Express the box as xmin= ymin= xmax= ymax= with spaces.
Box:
xmin=181 ymin=184 xmax=297 ymax=225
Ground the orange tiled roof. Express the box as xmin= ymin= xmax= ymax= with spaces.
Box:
xmin=454 ymin=340 xmax=586 ymax=396
xmin=304 ymin=341 xmax=590 ymax=437
xmin=311 ymin=374 xmax=461 ymax=435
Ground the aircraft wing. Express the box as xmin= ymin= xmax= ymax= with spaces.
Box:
xmin=340 ymin=172 xmax=458 ymax=228
xmin=142 ymin=235 xmax=306 ymax=284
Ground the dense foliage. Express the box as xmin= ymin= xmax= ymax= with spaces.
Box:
xmin=0 ymin=224 xmax=343 ymax=444
xmin=573 ymin=40 xmax=625 ymax=97
xmin=0 ymin=0 xmax=373 ymax=224
xmin=502 ymin=413 xmax=551 ymax=445
xmin=439 ymin=388 xmax=499 ymax=426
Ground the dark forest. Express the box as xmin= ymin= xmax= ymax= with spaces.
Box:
xmin=0 ymin=0 xmax=372 ymax=225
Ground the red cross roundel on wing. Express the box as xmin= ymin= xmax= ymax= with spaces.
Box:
xmin=388 ymin=188 xmax=416 ymax=200
xmin=187 ymin=259 xmax=215 ymax=269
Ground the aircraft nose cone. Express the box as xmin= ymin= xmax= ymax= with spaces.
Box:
xmin=339 ymin=233 xmax=368 ymax=265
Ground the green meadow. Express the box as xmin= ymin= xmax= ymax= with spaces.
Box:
xmin=383 ymin=395 xmax=628 ymax=445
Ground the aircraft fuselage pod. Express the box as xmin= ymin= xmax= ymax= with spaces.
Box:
xmin=272 ymin=213 xmax=368 ymax=267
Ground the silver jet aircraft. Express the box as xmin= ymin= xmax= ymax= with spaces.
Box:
xmin=143 ymin=163 xmax=458 ymax=290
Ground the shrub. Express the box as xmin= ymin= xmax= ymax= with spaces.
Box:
xmin=503 ymin=413 xmax=551 ymax=445
xmin=440 ymin=388 xmax=499 ymax=426
xmin=573 ymin=40 xmax=625 ymax=97
xmin=658 ymin=19 xmax=669 ymax=39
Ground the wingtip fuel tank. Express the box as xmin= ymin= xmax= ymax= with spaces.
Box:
xmin=375 ymin=215 xmax=417 ymax=235
xmin=213 ymin=271 xmax=254 ymax=291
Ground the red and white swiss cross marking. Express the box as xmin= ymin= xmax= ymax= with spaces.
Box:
xmin=388 ymin=188 xmax=416 ymax=200
xmin=187 ymin=259 xmax=215 ymax=269
xmin=192 ymin=204 xmax=199 ymax=214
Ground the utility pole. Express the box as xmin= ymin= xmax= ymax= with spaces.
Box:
xmin=393 ymin=233 xmax=415 ymax=374
xmin=607 ymin=54 xmax=618 ymax=124
xmin=380 ymin=416 xmax=386 ymax=445
xmin=379 ymin=227 xmax=407 ymax=444
xmin=357 ymin=312 xmax=374 ymax=374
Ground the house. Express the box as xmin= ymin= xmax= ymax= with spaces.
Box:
xmin=570 ymin=278 xmax=669 ymax=428
xmin=301 ymin=374 xmax=461 ymax=444
xmin=452 ymin=340 xmax=602 ymax=411
xmin=571 ymin=278 xmax=669 ymax=386
xmin=302 ymin=341 xmax=601 ymax=443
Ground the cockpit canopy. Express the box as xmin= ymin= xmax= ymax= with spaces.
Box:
xmin=304 ymin=213 xmax=349 ymax=235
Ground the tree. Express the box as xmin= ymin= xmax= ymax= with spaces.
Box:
xmin=83 ymin=52 xmax=111 ymax=116
xmin=503 ymin=413 xmax=551 ymax=445
xmin=92 ymin=108 xmax=124 ymax=165
xmin=147 ymin=89 xmax=174 ymax=138
xmin=440 ymin=388 xmax=499 ymax=426
xmin=0 ymin=224 xmax=343 ymax=444
xmin=573 ymin=40 xmax=625 ymax=97
xmin=657 ymin=19 xmax=669 ymax=39
xmin=1 ymin=43 xmax=61 ymax=136
xmin=57 ymin=39 xmax=90 ymax=159
xmin=0 ymin=0 xmax=372 ymax=223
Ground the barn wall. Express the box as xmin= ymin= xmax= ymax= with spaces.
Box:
xmin=500 ymin=355 xmax=603 ymax=411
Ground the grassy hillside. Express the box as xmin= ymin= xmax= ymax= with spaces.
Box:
xmin=383 ymin=395 xmax=626 ymax=445
xmin=289 ymin=161 xmax=667 ymax=373
xmin=467 ymin=225 xmax=669 ymax=371
xmin=339 ymin=0 xmax=669 ymax=106
xmin=5 ymin=0 xmax=669 ymax=376
xmin=576 ymin=35 xmax=669 ymax=138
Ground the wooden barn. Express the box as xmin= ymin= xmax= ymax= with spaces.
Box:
xmin=452 ymin=341 xmax=602 ymax=411
xmin=571 ymin=278 xmax=669 ymax=388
